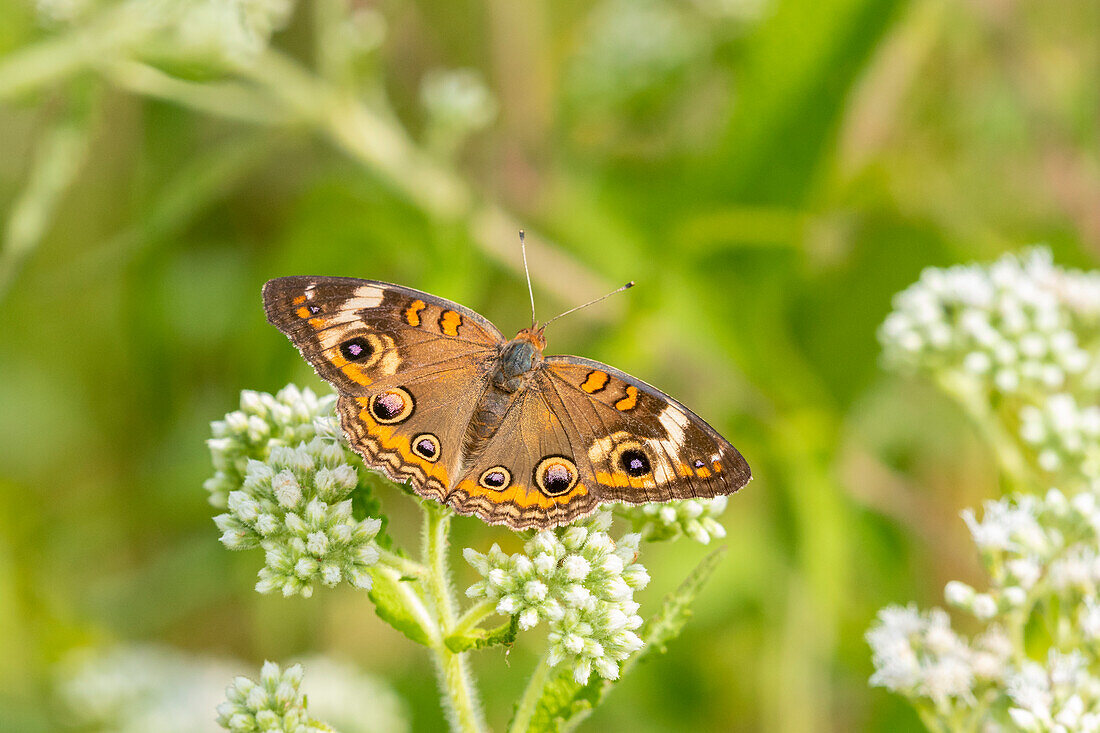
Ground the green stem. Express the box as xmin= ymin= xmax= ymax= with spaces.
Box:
xmin=451 ymin=599 xmax=495 ymax=637
xmin=104 ymin=61 xmax=288 ymax=124
xmin=508 ymin=652 xmax=554 ymax=733
xmin=238 ymin=50 xmax=471 ymax=219
xmin=422 ymin=505 xmax=487 ymax=733
xmin=0 ymin=98 xmax=95 ymax=299
xmin=915 ymin=702 xmax=949 ymax=733
xmin=377 ymin=548 xmax=427 ymax=580
xmin=935 ymin=373 xmax=1035 ymax=489
xmin=0 ymin=5 xmax=156 ymax=101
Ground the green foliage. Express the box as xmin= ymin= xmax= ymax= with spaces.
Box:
xmin=444 ymin=617 xmax=517 ymax=654
xmin=367 ymin=569 xmax=434 ymax=648
xmin=1 ymin=0 xmax=1098 ymax=730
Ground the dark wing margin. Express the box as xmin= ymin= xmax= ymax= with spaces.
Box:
xmin=539 ymin=354 xmax=751 ymax=505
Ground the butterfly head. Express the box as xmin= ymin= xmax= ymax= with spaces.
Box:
xmin=514 ymin=326 xmax=547 ymax=351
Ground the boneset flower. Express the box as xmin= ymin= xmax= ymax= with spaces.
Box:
xmin=869 ymin=489 xmax=1100 ymax=727
xmin=216 ymin=661 xmax=333 ymax=733
xmin=205 ymin=385 xmax=341 ymax=508
xmin=622 ymin=496 xmax=729 ymax=544
xmin=870 ymin=246 xmax=1100 ymax=729
xmin=464 ymin=511 xmax=649 ymax=683
xmin=879 ymin=248 xmax=1097 ymax=397
xmin=214 ymin=438 xmax=381 ymax=597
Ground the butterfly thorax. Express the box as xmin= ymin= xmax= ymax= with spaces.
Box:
xmin=492 ymin=328 xmax=546 ymax=392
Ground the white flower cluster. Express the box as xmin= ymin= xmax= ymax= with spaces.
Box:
xmin=217 ymin=661 xmax=332 ymax=733
xmin=464 ymin=512 xmax=650 ymax=684
xmin=955 ymin=490 xmax=1100 ymax=608
xmin=622 ymin=496 xmax=728 ymax=544
xmin=169 ymin=0 xmax=297 ymax=62
xmin=214 ymin=438 xmax=381 ymax=597
xmin=869 ymin=490 xmax=1100 ymax=728
xmin=867 ymin=605 xmax=1011 ymax=704
xmin=420 ymin=69 xmax=498 ymax=136
xmin=1020 ymin=394 xmax=1100 ymax=483
xmin=879 ymin=248 xmax=1096 ymax=396
xmin=567 ymin=0 xmax=702 ymax=105
xmin=205 ymin=385 xmax=340 ymax=508
xmin=1007 ymin=651 xmax=1100 ymax=732
xmin=55 ymin=644 xmax=408 ymax=733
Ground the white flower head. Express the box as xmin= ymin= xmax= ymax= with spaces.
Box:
xmin=214 ymin=435 xmax=381 ymax=598
xmin=464 ymin=511 xmax=648 ymax=683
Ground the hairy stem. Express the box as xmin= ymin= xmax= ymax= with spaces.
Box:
xmin=422 ymin=505 xmax=487 ymax=733
xmin=451 ymin=599 xmax=495 ymax=637
xmin=377 ymin=547 xmax=427 ymax=580
xmin=507 ymin=652 xmax=554 ymax=733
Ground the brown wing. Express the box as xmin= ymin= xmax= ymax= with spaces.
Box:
xmin=263 ymin=276 xmax=504 ymax=394
xmin=444 ymin=385 xmax=602 ymax=529
xmin=538 ymin=355 xmax=751 ymax=505
xmin=263 ymin=276 xmax=503 ymax=502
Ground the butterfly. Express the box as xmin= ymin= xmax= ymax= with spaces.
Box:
xmin=262 ymin=256 xmax=751 ymax=530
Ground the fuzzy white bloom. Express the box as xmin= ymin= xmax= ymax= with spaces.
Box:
xmin=465 ymin=511 xmax=648 ymax=683
xmin=216 ymin=661 xmax=330 ymax=732
xmin=871 ymin=490 xmax=1100 ymax=727
xmin=866 ymin=605 xmax=978 ymax=704
xmin=170 ymin=0 xmax=296 ymax=62
xmin=206 ymin=386 xmax=341 ymax=508
xmin=623 ymin=496 xmax=729 ymax=544
xmin=879 ymin=249 xmax=1098 ymax=398
xmin=214 ymin=438 xmax=382 ymax=597
xmin=567 ymin=0 xmax=702 ymax=106
xmin=421 ymin=69 xmax=498 ymax=137
xmin=55 ymin=644 xmax=407 ymax=733
xmin=1006 ymin=652 xmax=1100 ymax=732
xmin=1019 ymin=394 xmax=1100 ymax=485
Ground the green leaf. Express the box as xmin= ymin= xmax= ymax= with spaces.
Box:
xmin=444 ymin=616 xmax=518 ymax=653
xmin=367 ymin=569 xmax=433 ymax=647
xmin=519 ymin=666 xmax=597 ymax=733
xmin=515 ymin=548 xmax=727 ymax=733
xmin=633 ymin=547 xmax=727 ymax=665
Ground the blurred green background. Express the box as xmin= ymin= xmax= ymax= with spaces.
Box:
xmin=1 ymin=0 xmax=1098 ymax=730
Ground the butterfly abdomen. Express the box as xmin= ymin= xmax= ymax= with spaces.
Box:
xmin=461 ymin=387 xmax=512 ymax=467
xmin=454 ymin=335 xmax=545 ymax=476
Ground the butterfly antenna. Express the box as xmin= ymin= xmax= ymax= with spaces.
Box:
xmin=520 ymin=230 xmax=537 ymax=327
xmin=541 ymin=281 xmax=635 ymax=330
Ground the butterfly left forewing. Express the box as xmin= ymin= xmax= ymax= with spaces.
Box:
xmin=538 ymin=356 xmax=751 ymax=505
xmin=263 ymin=276 xmax=504 ymax=395
xmin=264 ymin=276 xmax=504 ymax=503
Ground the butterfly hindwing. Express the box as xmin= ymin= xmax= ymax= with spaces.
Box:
xmin=539 ymin=356 xmax=751 ymax=505
xmin=445 ymin=387 xmax=601 ymax=529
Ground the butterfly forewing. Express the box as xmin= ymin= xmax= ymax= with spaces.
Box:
xmin=263 ymin=276 xmax=503 ymax=395
xmin=264 ymin=276 xmax=502 ymax=503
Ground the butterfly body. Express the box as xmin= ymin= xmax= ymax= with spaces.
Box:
xmin=263 ymin=276 xmax=751 ymax=529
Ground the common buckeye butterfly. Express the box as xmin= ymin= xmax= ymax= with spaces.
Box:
xmin=263 ymin=244 xmax=750 ymax=529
